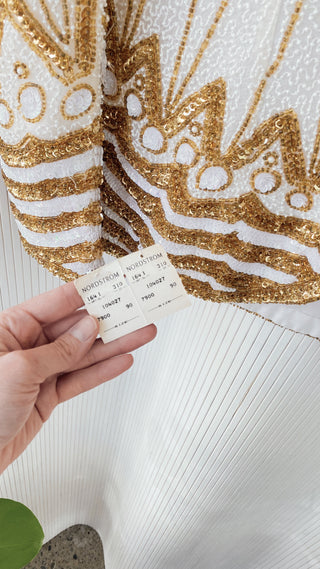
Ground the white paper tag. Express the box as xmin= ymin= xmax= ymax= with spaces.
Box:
xmin=74 ymin=244 xmax=191 ymax=342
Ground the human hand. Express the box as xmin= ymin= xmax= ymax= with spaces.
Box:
xmin=0 ymin=282 xmax=157 ymax=474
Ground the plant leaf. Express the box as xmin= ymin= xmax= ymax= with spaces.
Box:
xmin=0 ymin=499 xmax=44 ymax=569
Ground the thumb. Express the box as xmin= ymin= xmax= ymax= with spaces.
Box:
xmin=27 ymin=315 xmax=99 ymax=381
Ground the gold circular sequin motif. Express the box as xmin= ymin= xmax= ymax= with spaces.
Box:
xmin=13 ymin=62 xmax=30 ymax=79
xmin=286 ymin=187 xmax=313 ymax=212
xmin=140 ymin=123 xmax=168 ymax=154
xmin=17 ymin=83 xmax=46 ymax=123
xmin=250 ymin=168 xmax=281 ymax=195
xmin=188 ymin=121 xmax=202 ymax=137
xmin=61 ymin=83 xmax=96 ymax=120
xmin=174 ymin=138 xmax=200 ymax=168
xmin=263 ymin=151 xmax=279 ymax=166
xmin=197 ymin=162 xmax=232 ymax=192
xmin=124 ymin=89 xmax=145 ymax=120
xmin=134 ymin=74 xmax=145 ymax=91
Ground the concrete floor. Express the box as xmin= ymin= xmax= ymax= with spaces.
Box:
xmin=23 ymin=525 xmax=105 ymax=569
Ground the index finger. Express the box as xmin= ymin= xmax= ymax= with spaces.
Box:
xmin=20 ymin=282 xmax=84 ymax=325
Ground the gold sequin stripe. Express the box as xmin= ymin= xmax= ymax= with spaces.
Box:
xmin=169 ymin=254 xmax=282 ymax=301
xmin=123 ymin=0 xmax=147 ymax=51
xmin=4 ymin=166 xmax=103 ymax=201
xmin=165 ymin=0 xmax=198 ymax=109
xmin=179 ymin=272 xmax=235 ymax=303
xmin=0 ymin=0 xmax=6 ymax=46
xmin=39 ymin=0 xmax=70 ymax=44
xmin=20 ymin=239 xmax=103 ymax=281
xmin=102 ymin=216 xmax=139 ymax=251
xmin=169 ymin=168 xmax=320 ymax=250
xmin=172 ymin=255 xmax=320 ymax=304
xmin=202 ymin=81 xmax=226 ymax=162
xmin=10 ymin=201 xmax=102 ymax=233
xmin=230 ymin=0 xmax=304 ymax=149
xmin=164 ymin=81 xmax=226 ymax=141
xmin=100 ymin=178 xmax=154 ymax=247
xmin=310 ymin=118 xmax=320 ymax=177
xmin=120 ymin=0 xmax=134 ymax=47
xmin=105 ymin=0 xmax=122 ymax=83
xmin=168 ymin=0 xmax=230 ymax=112
xmin=155 ymin=198 xmax=313 ymax=280
xmin=21 ymin=234 xmax=103 ymax=271
xmin=33 ymin=259 xmax=79 ymax=281
xmin=75 ymin=0 xmax=98 ymax=75
xmin=101 ymin=237 xmax=128 ymax=258
xmin=0 ymin=117 xmax=102 ymax=167
xmin=105 ymin=142 xmax=317 ymax=274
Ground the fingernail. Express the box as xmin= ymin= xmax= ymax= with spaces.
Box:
xmin=69 ymin=315 xmax=97 ymax=342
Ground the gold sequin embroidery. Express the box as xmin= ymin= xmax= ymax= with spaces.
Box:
xmin=101 ymin=237 xmax=128 ymax=258
xmin=105 ymin=145 xmax=314 ymax=278
xmin=172 ymin=254 xmax=320 ymax=304
xmin=286 ymin=187 xmax=314 ymax=212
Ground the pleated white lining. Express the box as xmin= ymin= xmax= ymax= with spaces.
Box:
xmin=1 ymin=300 xmax=320 ymax=569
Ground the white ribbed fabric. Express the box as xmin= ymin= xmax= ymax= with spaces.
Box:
xmin=1 ymin=177 xmax=320 ymax=569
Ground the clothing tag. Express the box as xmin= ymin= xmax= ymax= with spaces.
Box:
xmin=74 ymin=244 xmax=191 ymax=342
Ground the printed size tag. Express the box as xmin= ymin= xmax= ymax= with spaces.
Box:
xmin=74 ymin=244 xmax=191 ymax=342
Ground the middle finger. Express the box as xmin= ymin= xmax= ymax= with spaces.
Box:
xmin=66 ymin=324 xmax=157 ymax=372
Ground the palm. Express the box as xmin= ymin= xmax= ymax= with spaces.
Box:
xmin=0 ymin=283 xmax=156 ymax=471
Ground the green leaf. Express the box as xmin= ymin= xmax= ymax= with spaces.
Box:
xmin=0 ymin=499 xmax=44 ymax=569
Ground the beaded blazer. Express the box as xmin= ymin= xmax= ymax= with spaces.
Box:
xmin=0 ymin=0 xmax=319 ymax=309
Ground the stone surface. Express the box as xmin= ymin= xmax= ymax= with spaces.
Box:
xmin=23 ymin=525 xmax=105 ymax=569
